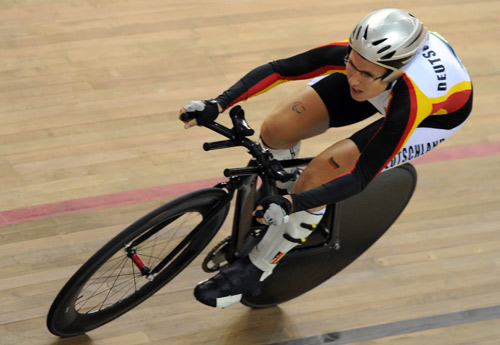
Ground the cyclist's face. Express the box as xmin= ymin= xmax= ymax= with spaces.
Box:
xmin=346 ymin=50 xmax=389 ymax=102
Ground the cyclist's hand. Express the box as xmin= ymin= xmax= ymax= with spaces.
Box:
xmin=179 ymin=99 xmax=220 ymax=129
xmin=253 ymin=195 xmax=293 ymax=226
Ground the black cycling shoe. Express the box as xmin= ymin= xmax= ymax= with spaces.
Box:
xmin=194 ymin=256 xmax=263 ymax=308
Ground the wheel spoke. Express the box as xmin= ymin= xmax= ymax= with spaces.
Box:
xmin=77 ymin=256 xmax=131 ymax=313
xmin=74 ymin=212 xmax=204 ymax=314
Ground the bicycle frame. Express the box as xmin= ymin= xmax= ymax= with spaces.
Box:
xmin=219 ymin=163 xmax=341 ymax=265
xmin=194 ymin=105 xmax=343 ymax=267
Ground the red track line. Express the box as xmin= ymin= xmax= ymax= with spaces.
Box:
xmin=1 ymin=142 xmax=499 ymax=226
xmin=0 ymin=177 xmax=224 ymax=226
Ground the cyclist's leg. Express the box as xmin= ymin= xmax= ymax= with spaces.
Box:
xmin=249 ymin=74 xmax=379 ymax=278
xmin=293 ymin=138 xmax=360 ymax=194
xmin=247 ymin=138 xmax=362 ymax=278
xmin=259 ymin=73 xmax=376 ymax=193
xmin=195 ymin=74 xmax=379 ymax=308
xmin=258 ymin=85 xmax=331 ymax=191
xmin=259 ymin=85 xmax=330 ymax=149
xmin=194 ymin=87 xmax=332 ymax=308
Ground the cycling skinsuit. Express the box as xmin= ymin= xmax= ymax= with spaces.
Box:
xmin=214 ymin=32 xmax=473 ymax=212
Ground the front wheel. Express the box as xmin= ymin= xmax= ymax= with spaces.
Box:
xmin=47 ymin=188 xmax=230 ymax=337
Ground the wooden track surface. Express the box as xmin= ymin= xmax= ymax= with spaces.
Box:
xmin=1 ymin=1 xmax=499 ymax=344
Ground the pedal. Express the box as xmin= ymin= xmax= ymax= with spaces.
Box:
xmin=202 ymin=236 xmax=231 ymax=272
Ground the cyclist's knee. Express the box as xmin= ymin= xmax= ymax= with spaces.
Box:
xmin=293 ymin=140 xmax=360 ymax=193
xmin=292 ymin=160 xmax=326 ymax=193
xmin=260 ymin=117 xmax=277 ymax=145
xmin=260 ymin=116 xmax=296 ymax=149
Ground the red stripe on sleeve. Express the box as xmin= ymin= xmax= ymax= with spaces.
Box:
xmin=230 ymin=65 xmax=345 ymax=106
xmin=378 ymin=75 xmax=419 ymax=172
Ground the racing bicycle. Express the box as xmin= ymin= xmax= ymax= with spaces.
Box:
xmin=47 ymin=106 xmax=417 ymax=337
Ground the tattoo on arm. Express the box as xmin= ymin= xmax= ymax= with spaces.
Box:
xmin=291 ymin=102 xmax=306 ymax=114
xmin=329 ymin=157 xmax=340 ymax=169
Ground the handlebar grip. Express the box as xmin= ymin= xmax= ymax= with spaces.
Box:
xmin=224 ymin=167 xmax=260 ymax=177
xmin=203 ymin=140 xmax=240 ymax=151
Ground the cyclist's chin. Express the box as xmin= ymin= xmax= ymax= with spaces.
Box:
xmin=349 ymin=87 xmax=366 ymax=102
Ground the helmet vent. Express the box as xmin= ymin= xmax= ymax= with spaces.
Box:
xmin=355 ymin=25 xmax=362 ymax=40
xmin=363 ymin=25 xmax=369 ymax=40
xmin=377 ymin=45 xmax=391 ymax=54
xmin=381 ymin=51 xmax=395 ymax=60
xmin=372 ymin=38 xmax=387 ymax=46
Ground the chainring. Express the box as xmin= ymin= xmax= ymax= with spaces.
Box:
xmin=202 ymin=236 xmax=232 ymax=272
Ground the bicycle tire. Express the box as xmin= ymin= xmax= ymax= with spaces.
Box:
xmin=242 ymin=163 xmax=417 ymax=308
xmin=47 ymin=188 xmax=230 ymax=337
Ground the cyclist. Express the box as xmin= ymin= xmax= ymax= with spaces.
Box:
xmin=179 ymin=8 xmax=473 ymax=308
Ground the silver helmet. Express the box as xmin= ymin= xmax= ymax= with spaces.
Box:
xmin=349 ymin=9 xmax=429 ymax=82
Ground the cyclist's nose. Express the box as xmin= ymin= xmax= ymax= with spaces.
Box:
xmin=347 ymin=70 xmax=362 ymax=88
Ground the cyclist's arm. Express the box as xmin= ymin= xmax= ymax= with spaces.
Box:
xmin=214 ymin=42 xmax=348 ymax=111
xmin=290 ymin=77 xmax=419 ymax=212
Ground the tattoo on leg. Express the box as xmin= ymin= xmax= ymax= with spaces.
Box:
xmin=291 ymin=102 xmax=306 ymax=114
xmin=329 ymin=157 xmax=340 ymax=169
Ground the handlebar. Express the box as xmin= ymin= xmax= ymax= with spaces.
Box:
xmin=190 ymin=106 xmax=295 ymax=182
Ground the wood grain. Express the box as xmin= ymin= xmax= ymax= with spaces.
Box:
xmin=0 ymin=1 xmax=499 ymax=344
